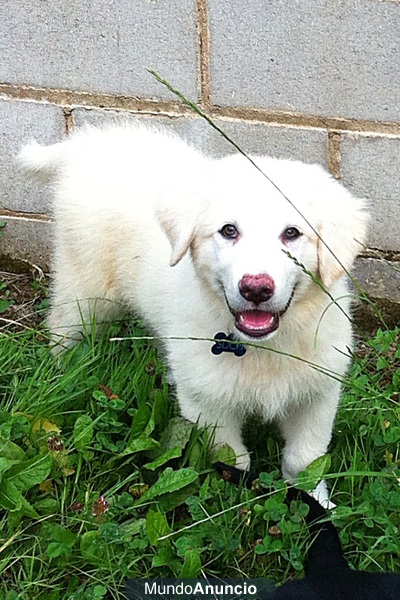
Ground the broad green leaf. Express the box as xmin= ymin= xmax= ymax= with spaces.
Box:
xmin=151 ymin=546 xmax=181 ymax=571
xmin=120 ymin=518 xmax=146 ymax=541
xmin=185 ymin=496 xmax=204 ymax=520
xmin=0 ymin=439 xmax=26 ymax=462
xmin=384 ymin=426 xmax=400 ymax=443
xmin=179 ymin=549 xmax=202 ymax=578
xmin=0 ymin=479 xmax=39 ymax=517
xmin=0 ymin=479 xmax=20 ymax=511
xmin=6 ymin=453 xmax=53 ymax=491
xmin=47 ymin=541 xmax=73 ymax=559
xmin=175 ymin=533 xmax=205 ymax=557
xmin=123 ymin=434 xmax=159 ymax=455
xmin=153 ymin=389 xmax=167 ymax=426
xmin=146 ymin=509 xmax=169 ymax=545
xmin=143 ymin=445 xmax=182 ymax=470
xmin=0 ymin=456 xmax=13 ymax=480
xmin=50 ymin=524 xmax=76 ymax=546
xmin=136 ymin=468 xmax=198 ymax=504
xmin=0 ymin=419 xmax=12 ymax=440
xmin=73 ymin=415 xmax=93 ymax=450
xmin=306 ymin=453 xmax=331 ymax=480
xmin=199 ymin=475 xmax=211 ymax=500
xmin=80 ymin=530 xmax=106 ymax=564
xmin=159 ymin=417 xmax=193 ymax=451
xmin=212 ymin=443 xmax=236 ymax=465
xmin=333 ymin=506 xmax=353 ymax=518
xmin=34 ymin=497 xmax=60 ymax=515
xmin=364 ymin=517 xmax=374 ymax=528
xmin=187 ymin=439 xmax=203 ymax=470
xmin=92 ymin=586 xmax=107 ymax=599
xmin=295 ymin=470 xmax=316 ymax=492
xmin=128 ymin=404 xmax=154 ymax=441
xmin=108 ymin=396 xmax=125 ymax=411
xmin=158 ymin=482 xmax=199 ymax=512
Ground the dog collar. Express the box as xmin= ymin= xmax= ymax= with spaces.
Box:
xmin=211 ymin=332 xmax=246 ymax=357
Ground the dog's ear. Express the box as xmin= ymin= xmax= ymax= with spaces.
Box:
xmin=156 ymin=203 xmax=198 ymax=267
xmin=317 ymin=179 xmax=369 ymax=288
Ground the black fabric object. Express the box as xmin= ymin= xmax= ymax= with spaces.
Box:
xmin=212 ymin=462 xmax=400 ymax=600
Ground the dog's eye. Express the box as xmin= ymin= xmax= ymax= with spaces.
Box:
xmin=283 ymin=227 xmax=301 ymax=241
xmin=220 ymin=224 xmax=239 ymax=239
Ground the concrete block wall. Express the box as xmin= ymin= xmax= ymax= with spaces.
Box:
xmin=1 ymin=0 xmax=399 ymax=327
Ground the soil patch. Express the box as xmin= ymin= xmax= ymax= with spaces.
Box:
xmin=0 ymin=269 xmax=49 ymax=330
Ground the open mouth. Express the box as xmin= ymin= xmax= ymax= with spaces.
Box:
xmin=231 ymin=289 xmax=295 ymax=339
xmin=235 ymin=310 xmax=279 ymax=338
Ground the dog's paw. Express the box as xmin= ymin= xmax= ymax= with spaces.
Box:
xmin=309 ymin=479 xmax=336 ymax=509
xmin=234 ymin=450 xmax=251 ymax=471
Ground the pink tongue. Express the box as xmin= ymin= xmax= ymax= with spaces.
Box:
xmin=240 ymin=310 xmax=273 ymax=327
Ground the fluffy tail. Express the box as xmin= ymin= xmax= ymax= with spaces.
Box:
xmin=17 ymin=140 xmax=66 ymax=183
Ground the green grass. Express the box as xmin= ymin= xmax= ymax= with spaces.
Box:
xmin=0 ymin=288 xmax=400 ymax=599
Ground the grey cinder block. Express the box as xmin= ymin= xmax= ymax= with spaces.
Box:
xmin=352 ymin=256 xmax=400 ymax=332
xmin=353 ymin=257 xmax=400 ymax=304
xmin=0 ymin=99 xmax=64 ymax=213
xmin=0 ymin=0 xmax=198 ymax=101
xmin=0 ymin=217 xmax=52 ymax=271
xmin=208 ymin=0 xmax=400 ymax=122
xmin=341 ymin=134 xmax=400 ymax=251
xmin=73 ymin=108 xmax=327 ymax=164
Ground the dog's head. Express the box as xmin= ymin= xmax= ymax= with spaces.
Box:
xmin=157 ymin=155 xmax=369 ymax=341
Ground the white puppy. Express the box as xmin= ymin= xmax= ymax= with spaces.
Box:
xmin=19 ymin=123 xmax=368 ymax=498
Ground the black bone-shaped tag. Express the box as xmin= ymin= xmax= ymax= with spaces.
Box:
xmin=211 ymin=332 xmax=246 ymax=357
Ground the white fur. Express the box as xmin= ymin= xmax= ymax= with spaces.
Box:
xmin=18 ymin=123 xmax=369 ymax=483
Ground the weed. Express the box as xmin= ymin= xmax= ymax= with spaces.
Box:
xmin=0 ymin=315 xmax=399 ymax=598
xmin=0 ymin=276 xmax=16 ymax=314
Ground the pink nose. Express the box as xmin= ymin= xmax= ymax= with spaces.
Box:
xmin=239 ymin=273 xmax=275 ymax=305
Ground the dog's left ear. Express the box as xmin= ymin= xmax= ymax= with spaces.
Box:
xmin=317 ymin=178 xmax=369 ymax=288
xmin=156 ymin=203 xmax=198 ymax=267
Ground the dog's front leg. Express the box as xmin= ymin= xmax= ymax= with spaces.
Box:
xmin=277 ymin=384 xmax=341 ymax=503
